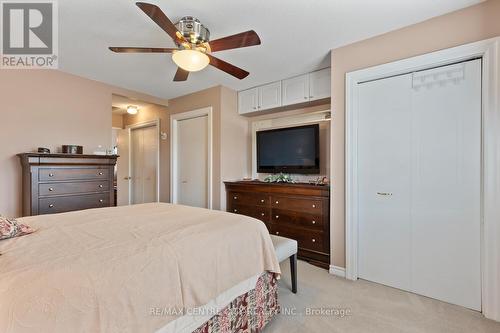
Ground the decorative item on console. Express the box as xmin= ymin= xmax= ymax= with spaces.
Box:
xmin=264 ymin=173 xmax=295 ymax=183
xmin=309 ymin=176 xmax=329 ymax=186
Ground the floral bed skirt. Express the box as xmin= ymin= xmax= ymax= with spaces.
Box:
xmin=193 ymin=272 xmax=279 ymax=333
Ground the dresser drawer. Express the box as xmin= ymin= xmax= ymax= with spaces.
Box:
xmin=271 ymin=208 xmax=324 ymax=230
xmin=271 ymin=196 xmax=323 ymax=214
xmin=269 ymin=225 xmax=325 ymax=253
xmin=229 ymin=191 xmax=270 ymax=207
xmin=39 ymin=168 xmax=109 ymax=181
xmin=39 ymin=181 xmax=109 ymax=196
xmin=39 ymin=193 xmax=109 ymax=215
xmin=230 ymin=204 xmax=271 ymax=222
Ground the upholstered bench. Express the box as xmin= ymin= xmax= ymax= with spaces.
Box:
xmin=270 ymin=235 xmax=298 ymax=293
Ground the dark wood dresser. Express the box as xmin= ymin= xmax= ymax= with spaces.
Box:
xmin=225 ymin=181 xmax=330 ymax=269
xmin=18 ymin=153 xmax=118 ymax=216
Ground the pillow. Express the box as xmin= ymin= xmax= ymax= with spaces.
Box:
xmin=0 ymin=216 xmax=35 ymax=241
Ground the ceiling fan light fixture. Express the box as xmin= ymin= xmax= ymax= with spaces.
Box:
xmin=127 ymin=105 xmax=139 ymax=115
xmin=172 ymin=49 xmax=209 ymax=72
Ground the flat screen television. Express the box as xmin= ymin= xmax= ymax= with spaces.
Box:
xmin=257 ymin=124 xmax=320 ymax=174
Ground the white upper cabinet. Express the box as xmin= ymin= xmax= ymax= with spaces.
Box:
xmin=282 ymin=74 xmax=310 ymax=106
xmin=238 ymin=88 xmax=258 ymax=114
xmin=309 ymin=68 xmax=331 ymax=101
xmin=238 ymin=68 xmax=331 ymax=115
xmin=259 ymin=81 xmax=281 ymax=110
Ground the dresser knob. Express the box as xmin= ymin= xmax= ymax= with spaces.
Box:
xmin=312 ymin=238 xmax=316 ymax=243
xmin=49 ymin=173 xmax=54 ymax=177
xmin=261 ymin=213 xmax=265 ymax=216
xmin=48 ymin=187 xmax=54 ymax=192
xmin=99 ymin=199 xmax=104 ymax=203
xmin=98 ymin=172 xmax=103 ymax=176
xmin=49 ymin=204 xmax=54 ymax=208
xmin=275 ymin=201 xmax=279 ymax=204
xmin=275 ymin=215 xmax=279 ymax=219
xmin=275 ymin=231 xmax=280 ymax=235
xmin=312 ymin=204 xmax=316 ymax=208
xmin=261 ymin=199 xmax=265 ymax=203
xmin=234 ymin=196 xmax=238 ymax=200
xmin=312 ymin=220 xmax=316 ymax=224
xmin=234 ymin=209 xmax=238 ymax=213
xmin=99 ymin=184 xmax=103 ymax=188
xmin=304 ymin=96 xmax=308 ymax=100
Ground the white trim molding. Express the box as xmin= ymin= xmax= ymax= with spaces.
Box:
xmin=170 ymin=107 xmax=213 ymax=209
xmin=345 ymin=37 xmax=500 ymax=321
xmin=329 ymin=265 xmax=346 ymax=278
xmin=125 ymin=119 xmax=161 ymax=204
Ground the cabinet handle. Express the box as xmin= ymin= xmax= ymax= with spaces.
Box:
xmin=98 ymin=172 xmax=103 ymax=176
xmin=377 ymin=192 xmax=393 ymax=196
xmin=275 ymin=201 xmax=279 ymax=204
xmin=312 ymin=238 xmax=316 ymax=243
xmin=48 ymin=173 xmax=54 ymax=177
xmin=261 ymin=199 xmax=265 ymax=203
xmin=99 ymin=199 xmax=104 ymax=203
xmin=49 ymin=204 xmax=54 ymax=208
xmin=312 ymin=220 xmax=316 ymax=224
xmin=234 ymin=196 xmax=238 ymax=200
xmin=261 ymin=213 xmax=265 ymax=216
xmin=275 ymin=215 xmax=279 ymax=219
xmin=312 ymin=204 xmax=316 ymax=208
xmin=48 ymin=187 xmax=54 ymax=192
xmin=234 ymin=209 xmax=238 ymax=213
xmin=99 ymin=184 xmax=103 ymax=188
xmin=275 ymin=231 xmax=280 ymax=235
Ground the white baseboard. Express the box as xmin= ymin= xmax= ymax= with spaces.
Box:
xmin=329 ymin=265 xmax=346 ymax=278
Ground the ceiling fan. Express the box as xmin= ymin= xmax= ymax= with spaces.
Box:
xmin=109 ymin=2 xmax=261 ymax=82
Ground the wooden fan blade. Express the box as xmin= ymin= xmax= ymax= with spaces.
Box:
xmin=136 ymin=2 xmax=184 ymax=43
xmin=109 ymin=47 xmax=176 ymax=53
xmin=207 ymin=55 xmax=249 ymax=79
xmin=173 ymin=67 xmax=189 ymax=81
xmin=209 ymin=30 xmax=261 ymax=52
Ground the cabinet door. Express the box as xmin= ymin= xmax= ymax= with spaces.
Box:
xmin=282 ymin=74 xmax=309 ymax=106
xmin=258 ymin=81 xmax=281 ymax=110
xmin=238 ymin=88 xmax=258 ymax=114
xmin=309 ymin=68 xmax=331 ymax=101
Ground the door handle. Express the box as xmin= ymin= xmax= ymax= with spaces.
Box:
xmin=181 ymin=180 xmax=188 ymax=184
xmin=377 ymin=192 xmax=393 ymax=196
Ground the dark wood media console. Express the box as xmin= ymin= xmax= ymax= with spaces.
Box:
xmin=225 ymin=181 xmax=330 ymax=269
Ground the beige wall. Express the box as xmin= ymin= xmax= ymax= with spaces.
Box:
xmin=112 ymin=114 xmax=124 ymax=128
xmin=330 ymin=0 xmax=500 ymax=268
xmin=0 ymin=70 xmax=167 ymax=218
xmin=122 ymin=104 xmax=170 ymax=202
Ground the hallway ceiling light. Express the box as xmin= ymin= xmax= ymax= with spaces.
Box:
xmin=127 ymin=105 xmax=139 ymax=114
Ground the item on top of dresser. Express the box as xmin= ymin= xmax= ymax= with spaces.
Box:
xmin=264 ymin=173 xmax=295 ymax=183
xmin=309 ymin=176 xmax=329 ymax=186
xmin=0 ymin=216 xmax=35 ymax=241
xmin=62 ymin=145 xmax=83 ymax=154
xmin=37 ymin=147 xmax=50 ymax=154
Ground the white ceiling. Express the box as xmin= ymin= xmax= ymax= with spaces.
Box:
xmin=59 ymin=0 xmax=483 ymax=100
xmin=111 ymin=94 xmax=157 ymax=114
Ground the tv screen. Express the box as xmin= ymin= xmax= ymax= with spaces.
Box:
xmin=257 ymin=124 xmax=320 ymax=174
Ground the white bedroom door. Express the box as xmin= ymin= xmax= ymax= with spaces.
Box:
xmin=357 ymin=59 xmax=481 ymax=310
xmin=175 ymin=115 xmax=208 ymax=208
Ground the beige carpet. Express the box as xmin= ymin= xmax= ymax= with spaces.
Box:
xmin=264 ymin=260 xmax=500 ymax=333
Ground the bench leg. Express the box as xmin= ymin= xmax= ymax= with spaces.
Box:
xmin=290 ymin=254 xmax=297 ymax=293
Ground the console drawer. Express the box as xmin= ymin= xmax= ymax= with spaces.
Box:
xmin=228 ymin=191 xmax=270 ymax=207
xmin=269 ymin=224 xmax=325 ymax=253
xmin=230 ymin=204 xmax=271 ymax=223
xmin=39 ymin=193 xmax=109 ymax=215
xmin=271 ymin=195 xmax=323 ymax=214
xmin=39 ymin=181 xmax=109 ymax=196
xmin=39 ymin=168 xmax=109 ymax=181
xmin=271 ymin=208 xmax=324 ymax=230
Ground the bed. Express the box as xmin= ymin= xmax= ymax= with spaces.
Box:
xmin=0 ymin=203 xmax=281 ymax=333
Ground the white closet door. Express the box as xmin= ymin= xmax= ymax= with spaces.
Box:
xmin=357 ymin=74 xmax=413 ymax=290
xmin=142 ymin=126 xmax=158 ymax=203
xmin=131 ymin=128 xmax=144 ymax=204
xmin=410 ymin=60 xmax=481 ymax=310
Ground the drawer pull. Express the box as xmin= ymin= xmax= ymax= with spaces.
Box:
xmin=48 ymin=187 xmax=54 ymax=192
xmin=275 ymin=201 xmax=279 ymax=204
xmin=99 ymin=199 xmax=104 ymax=203
xmin=99 ymin=184 xmax=103 ymax=188
xmin=275 ymin=215 xmax=279 ymax=219
xmin=275 ymin=231 xmax=280 ymax=235
xmin=234 ymin=196 xmax=238 ymax=200
xmin=312 ymin=204 xmax=316 ymax=208
xmin=261 ymin=213 xmax=265 ymax=216
xmin=98 ymin=172 xmax=103 ymax=176
xmin=234 ymin=209 xmax=238 ymax=213
xmin=49 ymin=173 xmax=54 ymax=177
xmin=312 ymin=220 xmax=316 ymax=224
xmin=49 ymin=204 xmax=54 ymax=208
xmin=312 ymin=238 xmax=316 ymax=243
xmin=261 ymin=199 xmax=265 ymax=203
